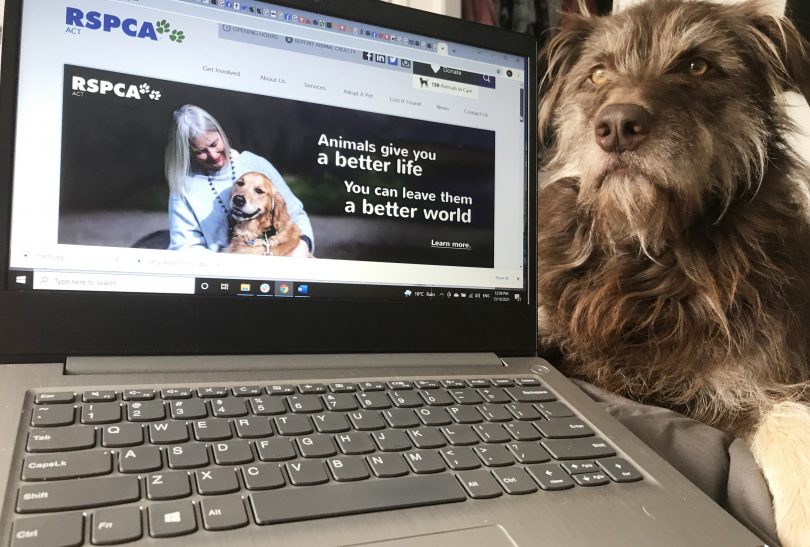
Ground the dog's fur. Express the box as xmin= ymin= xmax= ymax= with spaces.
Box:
xmin=537 ymin=1 xmax=810 ymax=544
xmin=225 ymin=171 xmax=305 ymax=257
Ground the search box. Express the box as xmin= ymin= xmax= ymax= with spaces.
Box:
xmin=34 ymin=271 xmax=195 ymax=294
xmin=412 ymin=62 xmax=495 ymax=89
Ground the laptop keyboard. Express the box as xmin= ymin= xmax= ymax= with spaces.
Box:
xmin=11 ymin=377 xmax=643 ymax=545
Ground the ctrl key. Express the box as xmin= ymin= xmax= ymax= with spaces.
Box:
xmin=12 ymin=513 xmax=83 ymax=547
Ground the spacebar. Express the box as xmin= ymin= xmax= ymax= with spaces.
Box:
xmin=251 ymin=475 xmax=467 ymax=524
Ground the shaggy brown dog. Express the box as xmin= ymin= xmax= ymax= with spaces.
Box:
xmin=537 ymin=1 xmax=810 ymax=544
xmin=225 ymin=171 xmax=305 ymax=257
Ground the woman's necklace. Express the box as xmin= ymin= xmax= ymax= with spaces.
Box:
xmin=207 ymin=151 xmax=237 ymax=216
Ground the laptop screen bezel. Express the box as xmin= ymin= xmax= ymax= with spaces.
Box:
xmin=0 ymin=0 xmax=538 ymax=361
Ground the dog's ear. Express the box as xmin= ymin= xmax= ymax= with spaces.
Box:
xmin=538 ymin=13 xmax=593 ymax=145
xmin=740 ymin=2 xmax=810 ymax=101
xmin=269 ymin=189 xmax=292 ymax=232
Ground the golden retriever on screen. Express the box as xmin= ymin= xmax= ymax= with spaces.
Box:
xmin=225 ymin=171 xmax=305 ymax=257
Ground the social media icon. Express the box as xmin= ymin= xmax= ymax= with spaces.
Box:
xmin=400 ymin=59 xmax=411 ymax=68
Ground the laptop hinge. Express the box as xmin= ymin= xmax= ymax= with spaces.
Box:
xmin=64 ymin=353 xmax=505 ymax=375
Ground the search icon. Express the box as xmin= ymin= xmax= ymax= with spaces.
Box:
xmin=483 ymin=75 xmax=491 ymax=83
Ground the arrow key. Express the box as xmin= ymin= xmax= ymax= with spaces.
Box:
xmin=596 ymin=457 xmax=643 ymax=483
xmin=572 ymin=471 xmax=610 ymax=487
xmin=526 ymin=463 xmax=575 ymax=491
xmin=560 ymin=460 xmax=598 ymax=474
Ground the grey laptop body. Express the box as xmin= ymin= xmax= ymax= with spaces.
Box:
xmin=0 ymin=0 xmax=763 ymax=545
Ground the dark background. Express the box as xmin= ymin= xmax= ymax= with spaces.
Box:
xmin=58 ymin=65 xmax=497 ymax=267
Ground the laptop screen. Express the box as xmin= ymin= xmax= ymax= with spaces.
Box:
xmin=6 ymin=0 xmax=530 ymax=307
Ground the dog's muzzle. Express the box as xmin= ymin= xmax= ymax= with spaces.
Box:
xmin=230 ymin=195 xmax=261 ymax=220
xmin=594 ymin=104 xmax=653 ymax=153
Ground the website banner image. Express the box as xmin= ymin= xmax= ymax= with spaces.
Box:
xmin=58 ymin=65 xmax=497 ymax=268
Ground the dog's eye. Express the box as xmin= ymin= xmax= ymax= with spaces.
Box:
xmin=255 ymin=188 xmax=265 ymax=195
xmin=236 ymin=180 xmax=245 ymax=186
xmin=589 ymin=66 xmax=609 ymax=86
xmin=688 ymin=58 xmax=710 ymax=77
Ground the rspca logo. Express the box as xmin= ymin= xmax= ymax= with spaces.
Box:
xmin=71 ymin=77 xmax=162 ymax=101
xmin=65 ymin=8 xmax=186 ymax=43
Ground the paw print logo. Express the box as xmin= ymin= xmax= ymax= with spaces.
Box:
xmin=149 ymin=90 xmax=162 ymax=101
xmin=155 ymin=20 xmax=171 ymax=34
xmin=138 ymin=83 xmax=150 ymax=95
xmin=169 ymin=29 xmax=186 ymax=43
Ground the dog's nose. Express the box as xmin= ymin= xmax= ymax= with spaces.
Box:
xmin=232 ymin=195 xmax=246 ymax=208
xmin=594 ymin=104 xmax=653 ymax=153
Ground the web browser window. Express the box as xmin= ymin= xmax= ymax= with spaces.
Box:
xmin=7 ymin=0 xmax=529 ymax=304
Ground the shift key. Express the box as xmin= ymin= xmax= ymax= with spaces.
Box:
xmin=17 ymin=476 xmax=140 ymax=513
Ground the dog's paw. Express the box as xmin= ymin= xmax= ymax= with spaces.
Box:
xmin=751 ymin=400 xmax=810 ymax=547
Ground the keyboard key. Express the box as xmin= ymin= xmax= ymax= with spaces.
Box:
xmin=102 ymin=424 xmax=143 ymax=448
xmin=441 ymin=425 xmax=479 ymax=446
xmin=439 ymin=447 xmax=480 ymax=470
xmin=457 ymin=470 xmax=503 ymax=499
xmin=298 ymin=383 xmax=327 ymax=394
xmin=419 ymin=389 xmax=453 ymax=406
xmin=122 ymin=389 xmax=155 ymax=401
xmin=328 ymin=383 xmax=356 ymax=393
xmin=312 ymin=413 xmax=350 ymax=433
xmin=274 ymin=415 xmax=313 ymax=435
xmin=119 ymin=446 xmax=162 ymax=473
xmin=505 ymin=387 xmax=556 ymax=403
xmin=266 ymin=385 xmax=295 ymax=395
xmin=323 ymin=393 xmax=358 ymax=412
xmin=383 ymin=408 xmax=420 ymax=429
xmin=22 ymin=451 xmax=112 ymax=481
xmin=211 ymin=398 xmax=247 ymax=418
xmin=168 ymin=444 xmax=209 ymax=469
xmin=288 ymin=395 xmax=324 ymax=413
xmin=127 ymin=400 xmax=165 ymax=422
xmin=297 ymin=435 xmax=337 ymax=458
xmin=232 ymin=385 xmax=263 ymax=397
xmin=572 ymin=472 xmax=610 ymax=487
xmin=327 ymin=456 xmax=370 ymax=481
xmin=449 ymin=389 xmax=483 ymax=405
xmin=533 ymin=418 xmax=594 ymax=439
xmin=34 ymin=392 xmax=75 ymax=404
xmin=250 ymin=475 xmax=465 ymax=524
xmin=387 ymin=381 xmax=413 ymax=390
xmin=492 ymin=468 xmax=537 ymax=494
xmin=478 ymin=388 xmax=511 ymax=404
xmin=407 ymin=427 xmax=446 ymax=449
xmin=358 ymin=382 xmax=385 ymax=392
xmin=506 ymin=442 xmax=551 ymax=464
xmin=160 ymin=388 xmax=192 ymax=400
xmin=243 ymin=463 xmax=286 ymax=490
xmin=234 ymin=417 xmax=273 ymax=438
xmin=348 ymin=411 xmax=385 ymax=431
xmin=249 ymin=397 xmax=286 ymax=415
xmin=534 ymin=402 xmax=575 ymax=419
xmin=256 ymin=438 xmax=296 ymax=461
xmin=527 ymin=463 xmax=576 ymax=490
xmin=212 ymin=440 xmax=254 ymax=465
xmin=193 ymin=419 xmax=232 ymax=441
xmin=389 ymin=391 xmax=422 ymax=408
xmin=404 ymin=450 xmax=446 ymax=474
xmin=466 ymin=379 xmax=490 ymax=388
xmin=17 ymin=475 xmax=140 ymax=513
xmin=83 ymin=391 xmax=116 ymax=403
xmin=201 ymin=495 xmax=249 ymax=531
xmin=416 ymin=407 xmax=451 ymax=426
xmin=196 ymin=468 xmax=239 ymax=495
xmin=474 ymin=445 xmax=515 ymax=467
xmin=26 ymin=427 xmax=95 ymax=452
xmin=440 ymin=379 xmax=466 ymax=388
xmin=149 ymin=422 xmax=189 ymax=444
xmin=12 ymin=513 xmax=83 ymax=547
xmin=473 ymin=423 xmax=510 ymax=443
xmin=478 ymin=405 xmax=512 ymax=422
xmin=92 ymin=506 xmax=142 ymax=545
xmin=169 ymin=399 xmax=207 ymax=420
xmin=81 ymin=403 xmax=121 ymax=425
xmin=357 ymin=392 xmax=392 ymax=410
xmin=504 ymin=422 xmax=542 ymax=441
xmin=367 ymin=453 xmax=409 ymax=477
xmin=542 ymin=438 xmax=616 ymax=460
xmin=197 ymin=387 xmax=228 ymax=398
xmin=561 ymin=461 xmax=599 ymax=474
xmin=505 ymin=403 xmax=542 ymax=421
xmin=146 ymin=471 xmax=192 ymax=500
xmin=415 ymin=380 xmax=440 ymax=389
xmin=148 ymin=501 xmax=197 ymax=538
xmin=597 ymin=457 xmax=643 ymax=483
xmin=516 ymin=378 xmax=542 ymax=386
xmin=372 ymin=430 xmax=411 ymax=452
xmin=31 ymin=405 xmax=74 ymax=427
xmin=287 ymin=460 xmax=329 ymax=485
xmin=447 ymin=406 xmax=482 ymax=424
xmin=335 ymin=432 xmax=375 ymax=455
xmin=491 ymin=379 xmax=515 ymax=387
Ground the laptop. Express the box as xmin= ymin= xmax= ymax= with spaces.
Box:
xmin=0 ymin=0 xmax=764 ymax=545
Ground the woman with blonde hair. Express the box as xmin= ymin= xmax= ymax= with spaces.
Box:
xmin=166 ymin=104 xmax=313 ymax=254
